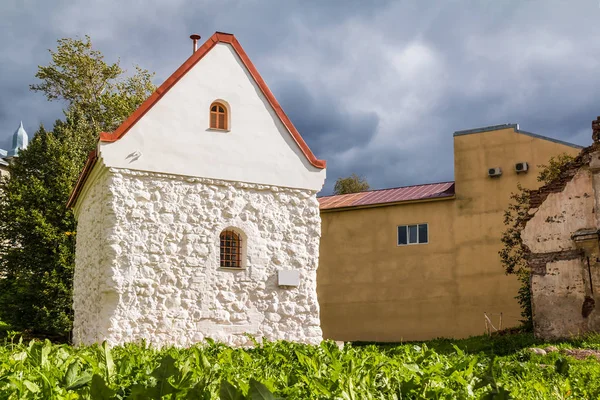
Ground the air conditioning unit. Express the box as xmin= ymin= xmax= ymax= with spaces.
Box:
xmin=515 ymin=162 xmax=528 ymax=173
xmin=488 ymin=167 xmax=502 ymax=177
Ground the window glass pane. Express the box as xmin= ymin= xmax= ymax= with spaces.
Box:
xmin=211 ymin=105 xmax=217 ymax=112
xmin=408 ymin=225 xmax=418 ymax=244
xmin=398 ymin=226 xmax=407 ymax=245
xmin=419 ymin=224 xmax=428 ymax=243
xmin=218 ymin=106 xmax=224 ymax=112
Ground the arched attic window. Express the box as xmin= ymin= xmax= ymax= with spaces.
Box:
xmin=220 ymin=229 xmax=242 ymax=268
xmin=210 ymin=101 xmax=228 ymax=130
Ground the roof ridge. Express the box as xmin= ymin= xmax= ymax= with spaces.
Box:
xmin=318 ymin=180 xmax=455 ymax=199
xmin=97 ymin=32 xmax=325 ymax=169
xmin=515 ymin=128 xmax=585 ymax=149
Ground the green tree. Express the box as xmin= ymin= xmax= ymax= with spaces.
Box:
xmin=30 ymin=35 xmax=155 ymax=132
xmin=0 ymin=112 xmax=95 ymax=338
xmin=499 ymin=153 xmax=575 ymax=330
xmin=0 ymin=36 xmax=155 ymax=339
xmin=333 ymin=173 xmax=370 ymax=195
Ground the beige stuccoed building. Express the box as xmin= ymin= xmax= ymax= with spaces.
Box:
xmin=318 ymin=124 xmax=582 ymax=342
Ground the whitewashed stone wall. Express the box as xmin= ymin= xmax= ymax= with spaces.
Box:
xmin=73 ymin=168 xmax=323 ymax=347
xmin=72 ymin=169 xmax=115 ymax=344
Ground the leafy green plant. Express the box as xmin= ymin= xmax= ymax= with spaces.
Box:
xmin=1 ymin=333 xmax=599 ymax=399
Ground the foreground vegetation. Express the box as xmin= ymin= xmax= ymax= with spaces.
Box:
xmin=1 ymin=333 xmax=600 ymax=399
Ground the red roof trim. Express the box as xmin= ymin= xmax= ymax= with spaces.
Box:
xmin=99 ymin=32 xmax=325 ymax=169
xmin=67 ymin=150 xmax=98 ymax=208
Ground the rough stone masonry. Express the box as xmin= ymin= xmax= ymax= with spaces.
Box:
xmin=521 ymin=117 xmax=600 ymax=339
xmin=72 ymin=168 xmax=323 ymax=347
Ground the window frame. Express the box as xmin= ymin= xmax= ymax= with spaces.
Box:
xmin=219 ymin=229 xmax=243 ymax=269
xmin=397 ymin=223 xmax=429 ymax=246
xmin=209 ymin=101 xmax=229 ymax=131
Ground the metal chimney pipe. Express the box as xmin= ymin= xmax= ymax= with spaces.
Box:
xmin=190 ymin=34 xmax=201 ymax=54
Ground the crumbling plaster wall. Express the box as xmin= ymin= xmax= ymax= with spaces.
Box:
xmin=523 ymin=169 xmax=594 ymax=255
xmin=73 ymin=167 xmax=323 ymax=347
xmin=522 ymin=137 xmax=600 ymax=339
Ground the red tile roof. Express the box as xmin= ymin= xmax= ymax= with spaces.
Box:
xmin=318 ymin=181 xmax=455 ymax=210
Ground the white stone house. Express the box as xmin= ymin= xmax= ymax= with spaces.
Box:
xmin=67 ymin=32 xmax=327 ymax=347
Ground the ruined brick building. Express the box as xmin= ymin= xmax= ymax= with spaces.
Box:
xmin=521 ymin=117 xmax=600 ymax=339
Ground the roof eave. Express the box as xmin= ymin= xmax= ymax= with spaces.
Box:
xmin=319 ymin=194 xmax=456 ymax=213
xmin=453 ymin=123 xmax=584 ymax=149
xmin=66 ymin=150 xmax=98 ymax=208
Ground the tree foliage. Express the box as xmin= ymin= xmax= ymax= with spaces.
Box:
xmin=30 ymin=35 xmax=155 ymax=132
xmin=333 ymin=173 xmax=370 ymax=195
xmin=499 ymin=153 xmax=575 ymax=330
xmin=0 ymin=36 xmax=155 ymax=339
xmin=536 ymin=153 xmax=575 ymax=185
xmin=0 ymin=112 xmax=95 ymax=338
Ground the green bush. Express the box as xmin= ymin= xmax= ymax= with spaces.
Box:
xmin=1 ymin=334 xmax=600 ymax=399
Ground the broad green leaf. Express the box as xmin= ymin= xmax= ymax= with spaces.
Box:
xmin=248 ymin=379 xmax=276 ymax=400
xmin=219 ymin=380 xmax=243 ymax=400
xmin=41 ymin=339 xmax=51 ymax=368
xmin=23 ymin=380 xmax=40 ymax=393
xmin=90 ymin=374 xmax=115 ymax=400
xmin=201 ymin=352 xmax=211 ymax=370
xmin=64 ymin=361 xmax=79 ymax=387
xmin=403 ymin=363 xmax=421 ymax=374
xmin=66 ymin=372 xmax=92 ymax=390
xmin=147 ymin=354 xmax=177 ymax=398
xmin=187 ymin=381 xmax=210 ymax=400
xmin=101 ymin=341 xmax=115 ymax=383
xmin=11 ymin=351 xmax=27 ymax=362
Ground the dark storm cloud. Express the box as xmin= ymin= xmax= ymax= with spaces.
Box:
xmin=1 ymin=0 xmax=599 ymax=194
xmin=274 ymin=79 xmax=379 ymax=153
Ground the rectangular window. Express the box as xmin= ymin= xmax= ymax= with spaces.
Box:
xmin=408 ymin=225 xmax=418 ymax=244
xmin=398 ymin=226 xmax=408 ymax=245
xmin=418 ymin=224 xmax=428 ymax=244
xmin=397 ymin=223 xmax=428 ymax=245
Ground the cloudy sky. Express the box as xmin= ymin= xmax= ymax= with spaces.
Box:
xmin=1 ymin=0 xmax=599 ymax=194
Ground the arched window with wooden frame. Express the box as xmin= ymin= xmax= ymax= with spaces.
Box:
xmin=220 ymin=229 xmax=242 ymax=268
xmin=210 ymin=101 xmax=228 ymax=130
